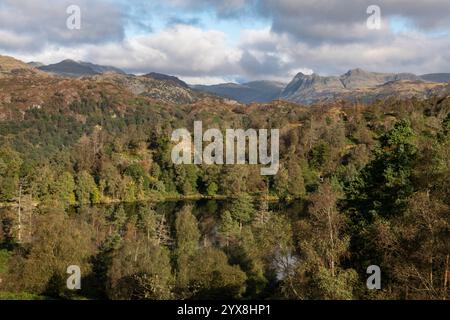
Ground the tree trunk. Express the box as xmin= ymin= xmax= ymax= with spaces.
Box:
xmin=429 ymin=256 xmax=434 ymax=290
xmin=327 ymin=207 xmax=336 ymax=277
xmin=444 ymin=254 xmax=449 ymax=300
xmin=17 ymin=183 xmax=22 ymax=243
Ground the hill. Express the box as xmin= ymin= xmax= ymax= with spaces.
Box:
xmin=192 ymin=80 xmax=285 ymax=103
xmin=38 ymin=59 xmax=125 ymax=77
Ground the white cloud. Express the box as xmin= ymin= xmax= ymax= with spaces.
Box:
xmin=1 ymin=0 xmax=450 ymax=83
xmin=0 ymin=0 xmax=124 ymax=52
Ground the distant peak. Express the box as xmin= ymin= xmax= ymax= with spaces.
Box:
xmin=60 ymin=59 xmax=78 ymax=63
xmin=294 ymin=71 xmax=315 ymax=79
xmin=144 ymin=72 xmax=189 ymax=88
xmin=345 ymin=68 xmax=368 ymax=75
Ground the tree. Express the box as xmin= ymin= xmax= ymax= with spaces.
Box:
xmin=112 ymin=205 xmax=128 ymax=234
xmin=308 ymin=142 xmax=331 ymax=170
xmin=273 ymin=164 xmax=289 ymax=198
xmin=155 ymin=215 xmax=172 ymax=246
xmin=206 ymin=182 xmax=218 ymax=196
xmin=218 ymin=210 xmax=240 ymax=247
xmin=188 ymin=247 xmax=247 ymax=299
xmin=54 ymin=171 xmax=76 ymax=206
xmin=174 ymin=205 xmax=200 ymax=292
xmin=286 ymin=159 xmax=306 ymax=198
xmin=348 ymin=120 xmax=418 ymax=220
xmin=4 ymin=209 xmax=94 ymax=298
xmin=107 ymin=237 xmax=174 ymax=300
xmin=375 ymin=192 xmax=450 ymax=299
xmin=137 ymin=204 xmax=158 ymax=242
xmin=229 ymin=194 xmax=255 ymax=231
xmin=76 ymin=171 xmax=101 ymax=205
xmin=0 ymin=146 xmax=22 ymax=201
xmin=293 ymin=183 xmax=357 ymax=299
xmin=345 ymin=120 xmax=420 ymax=292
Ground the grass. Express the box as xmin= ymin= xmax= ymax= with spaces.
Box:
xmin=0 ymin=249 xmax=10 ymax=274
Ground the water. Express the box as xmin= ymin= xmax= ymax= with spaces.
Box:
xmin=0 ymin=199 xmax=307 ymax=247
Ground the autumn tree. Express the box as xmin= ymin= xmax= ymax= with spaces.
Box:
xmin=4 ymin=209 xmax=94 ymax=298
xmin=174 ymin=205 xmax=200 ymax=293
xmin=107 ymin=237 xmax=174 ymax=300
xmin=293 ymin=183 xmax=357 ymax=299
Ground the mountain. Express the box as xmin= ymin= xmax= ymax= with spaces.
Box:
xmin=90 ymin=73 xmax=205 ymax=104
xmin=38 ymin=59 xmax=125 ymax=77
xmin=420 ymin=73 xmax=450 ymax=83
xmin=2 ymin=55 xmax=449 ymax=106
xmin=0 ymin=55 xmax=47 ymax=79
xmin=27 ymin=61 xmax=45 ymax=68
xmin=339 ymin=68 xmax=420 ymax=89
xmin=280 ymin=69 xmax=447 ymax=104
xmin=192 ymin=80 xmax=286 ymax=103
xmin=192 ymin=69 xmax=442 ymax=105
xmin=144 ymin=72 xmax=189 ymax=89
xmin=0 ymin=56 xmax=211 ymax=117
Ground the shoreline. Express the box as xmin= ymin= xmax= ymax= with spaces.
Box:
xmin=0 ymin=194 xmax=287 ymax=209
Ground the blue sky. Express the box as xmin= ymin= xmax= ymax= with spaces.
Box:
xmin=0 ymin=0 xmax=449 ymax=84
xmin=121 ymin=1 xmax=270 ymax=46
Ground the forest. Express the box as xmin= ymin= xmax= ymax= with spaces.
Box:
xmin=0 ymin=89 xmax=449 ymax=300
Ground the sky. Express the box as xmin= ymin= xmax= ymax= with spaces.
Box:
xmin=0 ymin=0 xmax=449 ymax=84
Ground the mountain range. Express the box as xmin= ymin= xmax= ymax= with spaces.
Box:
xmin=196 ymin=68 xmax=450 ymax=104
xmin=35 ymin=59 xmax=125 ymax=77
xmin=192 ymin=81 xmax=286 ymax=104
xmin=13 ymin=57 xmax=450 ymax=105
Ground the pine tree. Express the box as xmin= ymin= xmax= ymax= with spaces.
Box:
xmin=229 ymin=193 xmax=255 ymax=231
xmin=55 ymin=171 xmax=76 ymax=206
xmin=76 ymin=171 xmax=101 ymax=205
xmin=219 ymin=210 xmax=240 ymax=247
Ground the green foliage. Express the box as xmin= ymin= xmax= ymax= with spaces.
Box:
xmin=0 ymin=249 xmax=10 ymax=275
xmin=229 ymin=194 xmax=255 ymax=229
xmin=188 ymin=247 xmax=247 ymax=299
xmin=76 ymin=171 xmax=101 ymax=205
xmin=4 ymin=210 xmax=94 ymax=298
xmin=308 ymin=143 xmax=331 ymax=169
xmin=54 ymin=171 xmax=76 ymax=206
xmin=1 ymin=83 xmax=449 ymax=300
xmin=348 ymin=120 xmax=418 ymax=220
xmin=0 ymin=146 xmax=22 ymax=201
xmin=206 ymin=182 xmax=219 ymax=196
xmin=218 ymin=210 xmax=240 ymax=247
xmin=174 ymin=205 xmax=200 ymax=291
xmin=107 ymin=238 xmax=174 ymax=300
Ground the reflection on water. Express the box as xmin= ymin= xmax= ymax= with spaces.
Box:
xmin=66 ymin=199 xmax=307 ymax=245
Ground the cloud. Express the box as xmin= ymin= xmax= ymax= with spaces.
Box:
xmin=0 ymin=0 xmax=124 ymax=52
xmin=255 ymin=0 xmax=450 ymax=45
xmin=237 ymin=27 xmax=450 ymax=77
xmin=107 ymin=25 xmax=241 ymax=77
xmin=8 ymin=24 xmax=242 ymax=83
xmin=1 ymin=0 xmax=449 ymax=83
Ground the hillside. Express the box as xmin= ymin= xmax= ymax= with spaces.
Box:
xmin=193 ymin=80 xmax=286 ymax=103
xmin=0 ymin=55 xmax=212 ymax=121
xmin=38 ymin=59 xmax=125 ymax=77
xmin=0 ymin=55 xmax=45 ymax=78
xmin=280 ymin=69 xmax=449 ymax=104
xmin=421 ymin=73 xmax=450 ymax=83
xmin=1 ymin=53 xmax=450 ymax=301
